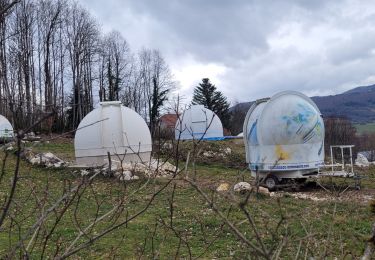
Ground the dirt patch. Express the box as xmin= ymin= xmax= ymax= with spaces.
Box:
xmin=272 ymin=187 xmax=375 ymax=204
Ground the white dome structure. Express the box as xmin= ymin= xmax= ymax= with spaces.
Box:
xmin=175 ymin=105 xmax=224 ymax=140
xmin=0 ymin=114 xmax=13 ymax=140
xmin=74 ymin=101 xmax=152 ymax=166
xmin=243 ymin=91 xmax=324 ymax=180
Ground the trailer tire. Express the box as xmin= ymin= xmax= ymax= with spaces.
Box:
xmin=264 ymin=175 xmax=278 ymax=191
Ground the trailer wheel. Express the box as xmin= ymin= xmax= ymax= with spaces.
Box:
xmin=264 ymin=175 xmax=278 ymax=191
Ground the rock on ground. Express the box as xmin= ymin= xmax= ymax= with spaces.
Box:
xmin=27 ymin=152 xmax=66 ymax=168
xmin=233 ymin=182 xmax=251 ymax=193
xmin=257 ymin=186 xmax=270 ymax=196
xmin=81 ymin=159 xmax=179 ymax=181
xmin=120 ymin=159 xmax=178 ymax=178
xmin=80 ymin=169 xmax=90 ymax=176
xmin=216 ymin=183 xmax=230 ymax=192
xmin=233 ymin=182 xmax=270 ymax=196
xmin=5 ymin=145 xmax=14 ymax=151
xmin=24 ymin=132 xmax=42 ymax=141
xmin=356 ymin=153 xmax=370 ymax=167
xmin=118 ymin=170 xmax=140 ymax=181
xmin=223 ymin=147 xmax=232 ymax=155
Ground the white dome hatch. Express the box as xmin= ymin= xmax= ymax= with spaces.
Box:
xmin=0 ymin=114 xmax=13 ymax=140
xmin=74 ymin=101 xmax=152 ymax=166
xmin=175 ymin=105 xmax=224 ymax=140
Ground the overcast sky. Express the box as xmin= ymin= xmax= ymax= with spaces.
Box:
xmin=81 ymin=0 xmax=375 ymax=103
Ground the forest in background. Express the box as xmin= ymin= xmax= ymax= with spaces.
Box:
xmin=0 ymin=0 xmax=175 ymax=133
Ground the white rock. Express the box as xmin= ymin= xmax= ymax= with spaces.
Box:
xmin=80 ymin=169 xmax=90 ymax=176
xmin=75 ymin=158 xmax=178 ymax=180
xmin=269 ymin=192 xmax=276 ymax=197
xmin=24 ymin=132 xmax=41 ymax=141
xmin=203 ymin=151 xmax=215 ymax=157
xmin=355 ymin=153 xmax=369 ymax=167
xmin=233 ymin=182 xmax=252 ymax=193
xmin=162 ymin=142 xmax=173 ymax=149
xmin=121 ymin=159 xmax=178 ymax=178
xmin=27 ymin=152 xmax=66 ymax=168
xmin=257 ymin=186 xmax=270 ymax=196
xmin=223 ymin=147 xmax=232 ymax=155
xmin=288 ymin=193 xmax=325 ymax=202
xmin=119 ymin=170 xmax=139 ymax=181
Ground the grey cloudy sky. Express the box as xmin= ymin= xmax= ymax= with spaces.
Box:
xmin=81 ymin=0 xmax=375 ymax=102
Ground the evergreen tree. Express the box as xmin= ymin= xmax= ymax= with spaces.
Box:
xmin=150 ymin=76 xmax=170 ymax=135
xmin=192 ymin=78 xmax=230 ymax=129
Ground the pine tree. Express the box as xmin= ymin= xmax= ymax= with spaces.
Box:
xmin=192 ymin=78 xmax=230 ymax=129
xmin=150 ymin=76 xmax=169 ymax=135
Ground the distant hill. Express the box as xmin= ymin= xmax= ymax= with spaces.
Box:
xmin=230 ymin=84 xmax=375 ymax=124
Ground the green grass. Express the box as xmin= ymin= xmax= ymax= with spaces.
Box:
xmin=0 ymin=140 xmax=374 ymax=258
xmin=27 ymin=140 xmax=75 ymax=161
xmin=355 ymin=122 xmax=375 ymax=134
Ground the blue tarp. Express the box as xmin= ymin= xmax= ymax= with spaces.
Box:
xmin=222 ymin=136 xmax=243 ymax=139
xmin=200 ymin=136 xmax=243 ymax=141
xmin=201 ymin=137 xmax=226 ymax=141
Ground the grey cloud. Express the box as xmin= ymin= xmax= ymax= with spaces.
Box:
xmin=81 ymin=0 xmax=375 ymax=102
xmin=124 ymin=0 xmax=333 ymax=63
xmin=327 ymin=31 xmax=375 ymax=65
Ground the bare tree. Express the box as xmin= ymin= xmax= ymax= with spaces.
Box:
xmin=0 ymin=0 xmax=19 ymax=19
xmin=136 ymin=49 xmax=174 ymax=135
xmin=324 ymin=117 xmax=357 ymax=154
xmin=0 ymin=0 xmax=176 ymax=133
xmin=98 ymin=31 xmax=131 ymax=102
xmin=65 ymin=2 xmax=98 ymax=128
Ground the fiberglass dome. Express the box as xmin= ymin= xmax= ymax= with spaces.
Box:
xmin=243 ymin=91 xmax=325 ymax=173
xmin=175 ymin=105 xmax=224 ymax=140
xmin=0 ymin=114 xmax=13 ymax=140
xmin=74 ymin=101 xmax=152 ymax=166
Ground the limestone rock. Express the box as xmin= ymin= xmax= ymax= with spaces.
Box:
xmin=257 ymin=186 xmax=270 ymax=196
xmin=80 ymin=169 xmax=90 ymax=176
xmin=121 ymin=159 xmax=178 ymax=178
xmin=162 ymin=142 xmax=173 ymax=150
xmin=202 ymin=151 xmax=215 ymax=158
xmin=203 ymin=148 xmax=232 ymax=159
xmin=24 ymin=132 xmax=41 ymax=141
xmin=27 ymin=152 xmax=66 ymax=168
xmin=355 ymin=153 xmax=369 ymax=167
xmin=223 ymin=147 xmax=232 ymax=155
xmin=75 ymin=158 xmax=178 ymax=181
xmin=233 ymin=182 xmax=252 ymax=193
xmin=119 ymin=170 xmax=139 ymax=181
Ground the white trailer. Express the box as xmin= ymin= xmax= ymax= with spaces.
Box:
xmin=243 ymin=91 xmax=325 ymax=190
